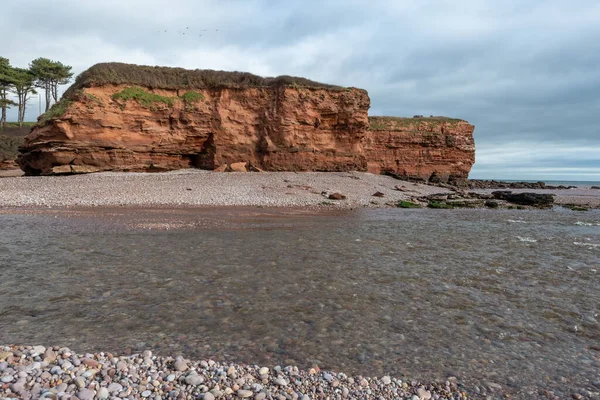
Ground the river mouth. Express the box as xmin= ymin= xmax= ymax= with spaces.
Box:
xmin=1 ymin=207 xmax=599 ymax=398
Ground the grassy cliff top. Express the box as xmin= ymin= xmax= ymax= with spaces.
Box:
xmin=64 ymin=63 xmax=348 ymax=97
xmin=369 ymin=116 xmax=467 ymax=130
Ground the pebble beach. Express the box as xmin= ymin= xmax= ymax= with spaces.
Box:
xmin=0 ymin=346 xmax=465 ymax=400
xmin=0 ymin=169 xmax=598 ymax=209
xmin=0 ymin=170 xmax=446 ymax=209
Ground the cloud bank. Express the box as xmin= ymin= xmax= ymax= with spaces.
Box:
xmin=4 ymin=0 xmax=599 ymax=180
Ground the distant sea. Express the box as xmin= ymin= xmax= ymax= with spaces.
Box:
xmin=501 ymin=179 xmax=600 ymax=187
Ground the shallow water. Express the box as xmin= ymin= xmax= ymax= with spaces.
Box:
xmin=1 ymin=207 xmax=599 ymax=398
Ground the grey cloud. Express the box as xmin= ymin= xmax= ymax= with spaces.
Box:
xmin=4 ymin=0 xmax=600 ymax=180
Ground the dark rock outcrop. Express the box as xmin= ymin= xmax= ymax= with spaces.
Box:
xmin=491 ymin=191 xmax=555 ymax=207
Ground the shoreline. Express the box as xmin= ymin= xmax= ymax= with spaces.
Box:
xmin=0 ymin=345 xmax=467 ymax=400
xmin=0 ymin=170 xmax=450 ymax=209
xmin=1 ymin=170 xmax=599 ymax=210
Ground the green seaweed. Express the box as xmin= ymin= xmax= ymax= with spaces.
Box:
xmin=427 ymin=201 xmax=454 ymax=209
xmin=396 ymin=200 xmax=421 ymax=208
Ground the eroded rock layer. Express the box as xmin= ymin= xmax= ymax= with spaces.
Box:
xmin=17 ymin=63 xmax=475 ymax=181
xmin=18 ymin=87 xmax=369 ymax=176
xmin=365 ymin=117 xmax=476 ymax=182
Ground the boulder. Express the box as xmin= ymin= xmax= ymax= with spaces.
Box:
xmin=492 ymin=191 xmax=554 ymax=207
xmin=328 ymin=193 xmax=347 ymax=200
xmin=229 ymin=162 xmax=248 ymax=172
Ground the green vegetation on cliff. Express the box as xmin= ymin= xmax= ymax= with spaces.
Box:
xmin=369 ymin=116 xmax=465 ymax=131
xmin=36 ymin=99 xmax=71 ymax=126
xmin=181 ymin=91 xmax=205 ymax=104
xmin=112 ymin=87 xmax=174 ymax=109
xmin=64 ymin=63 xmax=346 ymax=98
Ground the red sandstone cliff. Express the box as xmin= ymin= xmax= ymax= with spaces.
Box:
xmin=17 ymin=63 xmax=475 ymax=182
xmin=365 ymin=116 xmax=475 ymax=182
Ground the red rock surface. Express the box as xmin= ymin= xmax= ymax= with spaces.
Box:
xmin=365 ymin=117 xmax=476 ymax=182
xmin=17 ymin=65 xmax=475 ymax=182
xmin=0 ymin=160 xmax=18 ymax=170
xmin=18 ymin=85 xmax=370 ymax=176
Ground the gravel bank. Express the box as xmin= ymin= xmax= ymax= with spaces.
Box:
xmin=0 ymin=346 xmax=467 ymax=400
xmin=0 ymin=170 xmax=445 ymax=209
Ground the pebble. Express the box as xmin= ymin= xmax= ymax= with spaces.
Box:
xmin=107 ymin=383 xmax=122 ymax=393
xmin=417 ymin=388 xmax=432 ymax=400
xmin=0 ymin=345 xmax=467 ymax=400
xmin=185 ymin=374 xmax=204 ymax=385
xmin=83 ymin=358 xmax=99 ymax=368
xmin=77 ymin=388 xmax=95 ymax=400
xmin=173 ymin=360 xmax=187 ymax=372
xmin=237 ymin=389 xmax=253 ymax=398
xmin=96 ymin=387 xmax=109 ymax=399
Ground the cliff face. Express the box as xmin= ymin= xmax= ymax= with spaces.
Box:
xmin=18 ymin=85 xmax=369 ymax=175
xmin=17 ymin=63 xmax=475 ymax=182
xmin=365 ymin=117 xmax=476 ymax=182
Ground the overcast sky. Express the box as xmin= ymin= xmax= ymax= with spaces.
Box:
xmin=4 ymin=0 xmax=599 ymax=180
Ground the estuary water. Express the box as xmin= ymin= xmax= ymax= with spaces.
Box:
xmin=0 ymin=207 xmax=599 ymax=398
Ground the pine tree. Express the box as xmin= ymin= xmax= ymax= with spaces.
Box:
xmin=11 ymin=68 xmax=36 ymax=128
xmin=0 ymin=57 xmax=16 ymax=129
xmin=30 ymin=58 xmax=73 ymax=111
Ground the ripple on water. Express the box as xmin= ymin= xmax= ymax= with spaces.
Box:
xmin=573 ymin=241 xmax=600 ymax=248
xmin=0 ymin=208 xmax=599 ymax=399
xmin=516 ymin=236 xmax=537 ymax=243
xmin=574 ymin=221 xmax=594 ymax=226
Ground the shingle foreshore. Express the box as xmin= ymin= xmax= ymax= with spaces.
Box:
xmin=0 ymin=346 xmax=468 ymax=400
xmin=0 ymin=170 xmax=444 ymax=209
